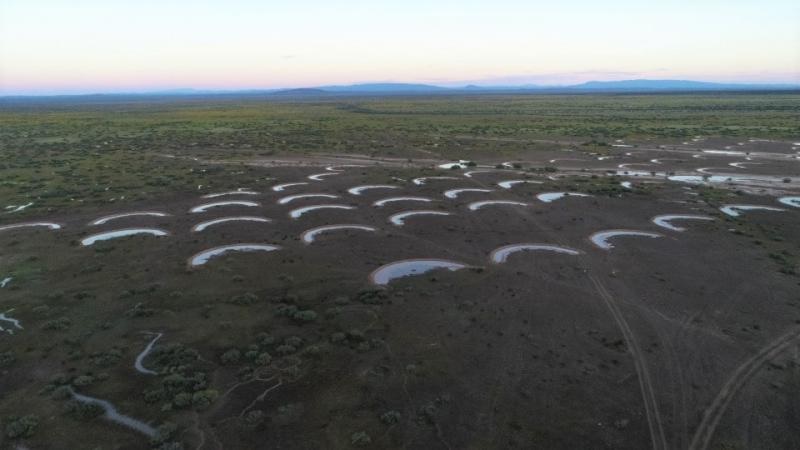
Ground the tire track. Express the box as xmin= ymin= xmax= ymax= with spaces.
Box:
xmin=589 ymin=274 xmax=668 ymax=450
xmin=688 ymin=326 xmax=800 ymax=450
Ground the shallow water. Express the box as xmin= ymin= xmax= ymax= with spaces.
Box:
xmin=489 ymin=244 xmax=581 ymax=263
xmin=202 ymin=189 xmax=259 ymax=198
xmin=308 ymin=172 xmax=339 ymax=181
xmin=778 ymin=197 xmax=800 ymax=208
xmin=443 ymin=188 xmax=493 ymax=199
xmin=667 ymin=175 xmax=740 ymax=185
xmin=81 ymin=228 xmax=168 ymax=246
xmin=277 ymin=193 xmax=338 ymax=205
xmin=620 ymin=181 xmax=632 ymax=189
xmin=0 ymin=311 xmax=23 ymax=334
xmin=719 ymin=204 xmax=786 ymax=217
xmin=464 ymin=170 xmax=503 ymax=178
xmin=590 ymin=229 xmax=663 ymax=250
xmin=497 ymin=180 xmax=542 ymax=189
xmin=326 ymin=164 xmax=364 ymax=171
xmin=91 ymin=211 xmax=169 ymax=226
xmin=191 ymin=216 xmax=272 ymax=232
xmin=5 ymin=202 xmax=33 ymax=213
xmin=300 ymin=224 xmax=377 ymax=243
xmin=189 ymin=244 xmax=281 ymax=267
xmin=69 ymin=388 xmax=156 ymax=437
xmin=289 ymin=204 xmax=355 ymax=219
xmin=347 ymin=185 xmax=399 ymax=195
xmin=618 ymin=163 xmax=653 ymax=169
xmin=438 ymin=160 xmax=471 ymax=170
xmin=536 ymin=192 xmax=591 ymax=203
xmin=134 ymin=333 xmax=162 ymax=375
xmin=651 ymin=214 xmax=714 ymax=232
xmin=389 ymin=210 xmax=452 ymax=226
xmin=412 ymin=176 xmax=459 ymax=185
xmin=0 ymin=277 xmax=11 ymax=288
xmin=370 ymin=259 xmax=469 ymax=285
xmin=373 ymin=196 xmax=433 ymax=207
xmin=190 ymin=201 xmax=260 ymax=213
xmin=0 ymin=222 xmax=62 ymax=233
xmin=703 ymin=149 xmax=746 ymax=156
xmin=272 ymin=182 xmax=308 ymax=192
xmin=468 ymin=200 xmax=527 ymax=211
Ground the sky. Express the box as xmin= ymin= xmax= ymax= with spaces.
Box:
xmin=1 ymin=0 xmax=798 ymax=95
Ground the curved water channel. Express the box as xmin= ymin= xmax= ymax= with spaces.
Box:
xmin=651 ymin=214 xmax=714 ymax=232
xmin=412 ymin=176 xmax=459 ymax=185
xmin=308 ymin=173 xmax=339 ymax=181
xmin=347 ymin=185 xmax=398 ymax=195
xmin=719 ymin=204 xmax=786 ymax=217
xmin=373 ymin=196 xmax=433 ymax=207
xmin=0 ymin=222 xmax=62 ymax=233
xmin=191 ymin=216 xmax=272 ymax=232
xmin=81 ymin=228 xmax=168 ymax=246
xmin=278 ymin=193 xmax=338 ymax=204
xmin=536 ymin=192 xmax=592 ymax=203
xmin=497 ymin=180 xmax=542 ymax=189
xmin=190 ymin=201 xmax=260 ymax=213
xmin=300 ymin=224 xmax=377 ymax=244
xmin=272 ymin=182 xmax=308 ymax=192
xmin=589 ymin=230 xmax=663 ymax=250
xmin=778 ymin=196 xmax=799 ymax=208
xmin=289 ymin=204 xmax=355 ymax=219
xmin=134 ymin=333 xmax=162 ymax=375
xmin=489 ymin=244 xmax=582 ymax=263
xmin=202 ymin=189 xmax=259 ymax=198
xmin=388 ymin=210 xmax=452 ymax=226
xmin=68 ymin=388 xmax=156 ymax=437
xmin=370 ymin=259 xmax=469 ymax=285
xmin=444 ymin=188 xmax=493 ymax=199
xmin=467 ymin=200 xmax=527 ymax=211
xmin=90 ymin=211 xmax=169 ymax=226
xmin=0 ymin=311 xmax=23 ymax=335
xmin=188 ymin=244 xmax=281 ymax=267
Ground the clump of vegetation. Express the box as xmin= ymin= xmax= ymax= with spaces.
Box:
xmin=242 ymin=410 xmax=265 ymax=429
xmin=0 ymin=351 xmax=15 ymax=368
xmin=291 ymin=309 xmax=317 ymax=323
xmin=357 ymin=288 xmax=387 ymax=304
xmin=5 ymin=415 xmax=39 ymax=439
xmin=380 ymin=410 xmax=401 ymax=425
xmin=149 ymin=344 xmax=200 ymax=372
xmin=350 ymin=431 xmax=372 ymax=446
xmin=127 ymin=302 xmax=155 ymax=317
xmin=227 ymin=292 xmax=259 ymax=305
xmin=42 ymin=316 xmax=71 ymax=331
xmin=65 ymin=400 xmax=103 ymax=420
xmin=149 ymin=422 xmax=179 ymax=447
xmin=89 ymin=348 xmax=124 ymax=367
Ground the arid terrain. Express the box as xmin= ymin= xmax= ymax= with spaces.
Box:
xmin=1 ymin=94 xmax=799 ymax=449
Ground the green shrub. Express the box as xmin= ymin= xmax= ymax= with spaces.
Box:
xmin=66 ymin=400 xmax=104 ymax=420
xmin=291 ymin=310 xmax=317 ymax=323
xmin=5 ymin=415 xmax=39 ymax=439
xmin=350 ymin=431 xmax=372 ymax=446
xmin=276 ymin=344 xmax=296 ymax=355
xmin=191 ymin=389 xmax=218 ymax=409
xmin=380 ymin=410 xmax=401 ymax=425
xmin=220 ymin=349 xmax=241 ymax=365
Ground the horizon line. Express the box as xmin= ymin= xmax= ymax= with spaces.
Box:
xmin=3 ymin=78 xmax=800 ymax=98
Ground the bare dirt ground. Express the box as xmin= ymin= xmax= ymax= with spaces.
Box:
xmin=1 ymin=138 xmax=799 ymax=449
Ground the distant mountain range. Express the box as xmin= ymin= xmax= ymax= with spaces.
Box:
xmin=3 ymin=79 xmax=798 ymax=98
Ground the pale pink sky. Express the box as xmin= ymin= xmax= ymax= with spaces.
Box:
xmin=2 ymin=0 xmax=798 ymax=94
